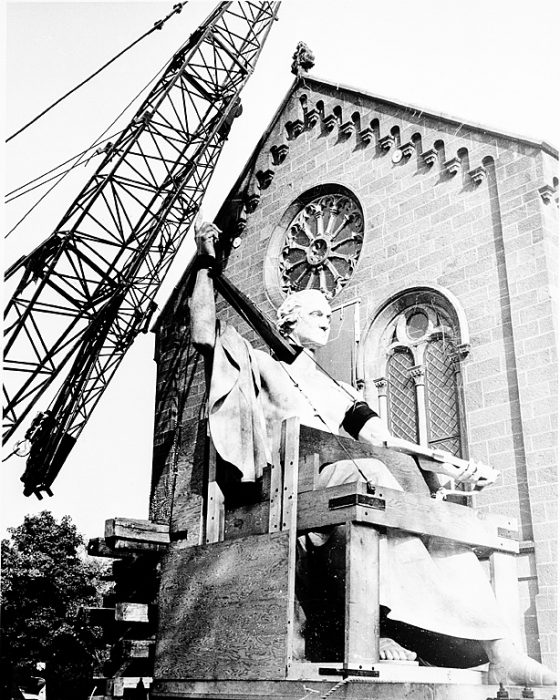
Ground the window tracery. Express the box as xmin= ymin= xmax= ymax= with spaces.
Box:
xmin=264 ymin=185 xmax=365 ymax=306
xmin=279 ymin=193 xmax=364 ymax=299
xmin=362 ymin=289 xmax=469 ymax=456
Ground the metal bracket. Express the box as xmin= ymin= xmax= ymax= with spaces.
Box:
xmin=328 ymin=493 xmax=386 ymax=511
xmin=497 ymin=527 xmax=520 ymax=541
xmin=318 ymin=666 xmax=380 ymax=679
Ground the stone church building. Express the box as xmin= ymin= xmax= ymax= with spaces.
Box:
xmin=150 ymin=74 xmax=558 ymax=669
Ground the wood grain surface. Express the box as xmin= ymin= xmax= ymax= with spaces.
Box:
xmin=154 ymin=532 xmax=291 ymax=680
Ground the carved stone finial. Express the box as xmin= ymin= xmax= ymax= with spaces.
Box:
xmin=291 ymin=41 xmax=315 ymax=76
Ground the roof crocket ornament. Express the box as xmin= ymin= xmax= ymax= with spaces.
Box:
xmin=291 ymin=41 xmax=315 ymax=76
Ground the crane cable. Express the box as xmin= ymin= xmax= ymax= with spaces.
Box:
xmin=6 ymin=1 xmax=189 ymax=143
xmin=5 ymin=50 xmax=173 ymax=239
xmin=5 ymin=133 xmax=121 ymax=203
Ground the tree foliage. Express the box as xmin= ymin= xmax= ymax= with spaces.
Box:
xmin=1 ymin=511 xmax=108 ymax=693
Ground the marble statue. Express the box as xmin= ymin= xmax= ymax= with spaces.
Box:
xmin=188 ymin=220 xmax=555 ymax=686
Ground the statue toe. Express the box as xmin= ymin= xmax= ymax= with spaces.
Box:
xmin=488 ymin=653 xmax=556 ymax=686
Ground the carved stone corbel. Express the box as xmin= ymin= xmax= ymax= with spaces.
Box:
xmin=306 ymin=108 xmax=319 ymax=127
xmin=339 ymin=120 xmax=355 ymax=138
xmin=444 ymin=157 xmax=461 ymax=176
xmin=245 ymin=190 xmax=260 ymax=213
xmin=289 ymin=119 xmax=305 ymax=139
xmin=256 ymin=169 xmax=274 ymax=189
xmin=323 ymin=113 xmax=337 ymax=132
xmin=270 ymin=144 xmax=289 ymax=165
xmin=468 ymin=165 xmax=487 ymax=185
xmin=399 ymin=142 xmax=415 ymax=160
xmin=538 ymin=184 xmax=555 ymax=204
xmin=421 ymin=148 xmax=438 ymax=167
xmin=235 ymin=202 xmax=248 ymax=237
xmin=360 ymin=126 xmax=375 ymax=144
xmin=378 ymin=134 xmax=395 ymax=152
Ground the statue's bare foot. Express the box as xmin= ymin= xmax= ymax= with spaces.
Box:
xmin=485 ymin=642 xmax=556 ymax=686
xmin=379 ymin=637 xmax=417 ymax=661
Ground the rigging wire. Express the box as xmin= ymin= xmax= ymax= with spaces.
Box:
xmin=6 ymin=1 xmax=189 ymax=143
xmin=5 ymin=133 xmax=121 ymax=201
xmin=5 ymin=52 xmax=171 ymax=239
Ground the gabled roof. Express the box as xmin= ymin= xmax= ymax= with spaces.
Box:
xmin=293 ymin=74 xmax=558 ymax=156
xmin=153 ymin=72 xmax=557 ymax=329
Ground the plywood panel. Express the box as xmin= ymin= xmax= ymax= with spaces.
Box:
xmin=344 ymin=523 xmax=380 ymax=667
xmin=154 ymin=532 xmax=290 ymax=680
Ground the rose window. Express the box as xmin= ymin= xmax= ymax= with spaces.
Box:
xmin=278 ymin=193 xmax=364 ymax=299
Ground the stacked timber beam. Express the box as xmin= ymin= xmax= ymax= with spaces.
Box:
xmin=86 ymin=518 xmax=170 ymax=700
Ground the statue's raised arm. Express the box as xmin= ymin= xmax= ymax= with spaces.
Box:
xmin=189 ymin=220 xmax=221 ymax=355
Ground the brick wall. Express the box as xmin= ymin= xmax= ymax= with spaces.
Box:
xmin=152 ymin=78 xmax=558 ymax=665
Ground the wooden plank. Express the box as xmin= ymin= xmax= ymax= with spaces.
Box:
xmin=88 ymin=537 xmax=117 ymax=558
xmin=268 ymin=422 xmax=283 ymax=533
xmin=223 ymin=466 xmax=271 ymax=541
xmin=280 ymin=417 xmax=300 ymax=668
xmin=150 ymin=677 xmax=560 ymax=700
xmin=110 ymin=539 xmax=169 ymax=555
xmin=154 ymin=533 xmax=291 ymax=681
xmin=205 ymin=480 xmax=225 ymax=543
xmin=281 ymin=417 xmax=300 ymax=533
xmin=297 ymin=482 xmax=519 ymax=553
xmin=115 ymin=602 xmax=150 ymax=623
xmin=205 ymin=442 xmax=225 ymax=544
xmin=224 ymin=500 xmax=269 ymax=540
xmin=288 ymin=662 xmax=489 ymax=685
xmin=105 ymin=518 xmax=170 ymax=543
xmin=79 ymin=606 xmax=115 ymax=627
xmin=344 ymin=523 xmax=380 ymax=668
xmin=117 ymin=640 xmax=154 ymax=660
xmin=89 ymin=536 xmax=167 ymax=557
xmin=298 ymin=425 xmax=431 ymax=496
xmin=489 ymin=551 xmax=523 ymax=647
xmin=109 ymin=676 xmax=151 ymax=698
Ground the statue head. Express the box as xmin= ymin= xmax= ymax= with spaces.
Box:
xmin=276 ymin=290 xmax=332 ymax=350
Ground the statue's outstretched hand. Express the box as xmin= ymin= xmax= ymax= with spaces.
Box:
xmin=194 ymin=218 xmax=220 ymax=257
xmin=442 ymin=458 xmax=500 ymax=490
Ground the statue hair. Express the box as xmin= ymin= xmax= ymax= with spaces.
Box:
xmin=276 ymin=290 xmax=330 ymax=337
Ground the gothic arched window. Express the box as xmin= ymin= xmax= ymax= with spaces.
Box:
xmin=362 ymin=288 xmax=470 ymax=456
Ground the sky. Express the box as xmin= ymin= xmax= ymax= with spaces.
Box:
xmin=3 ymin=0 xmax=559 ymax=540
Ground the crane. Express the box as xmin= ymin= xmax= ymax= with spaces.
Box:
xmin=4 ymin=1 xmax=280 ymax=498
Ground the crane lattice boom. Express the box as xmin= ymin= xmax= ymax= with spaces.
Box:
xmin=3 ymin=1 xmax=280 ymax=497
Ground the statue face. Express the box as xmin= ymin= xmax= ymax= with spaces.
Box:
xmin=290 ymin=296 xmax=332 ymax=350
